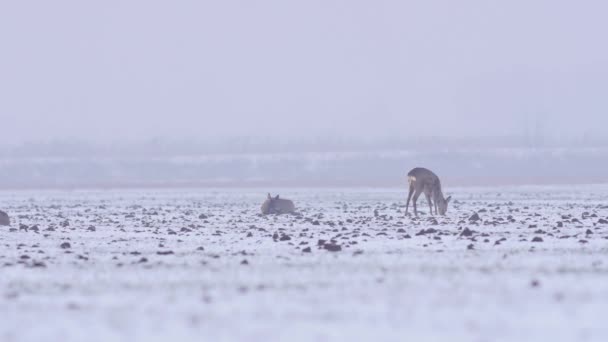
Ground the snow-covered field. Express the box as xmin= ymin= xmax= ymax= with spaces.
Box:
xmin=2 ymin=186 xmax=608 ymax=342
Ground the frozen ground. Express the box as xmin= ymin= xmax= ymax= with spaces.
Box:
xmin=1 ymin=186 xmax=608 ymax=342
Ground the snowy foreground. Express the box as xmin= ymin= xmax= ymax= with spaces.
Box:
xmin=1 ymin=186 xmax=608 ymax=342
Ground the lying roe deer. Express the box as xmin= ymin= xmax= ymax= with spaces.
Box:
xmin=261 ymin=193 xmax=295 ymax=215
xmin=405 ymin=167 xmax=451 ymax=217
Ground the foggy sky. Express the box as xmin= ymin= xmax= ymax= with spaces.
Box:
xmin=1 ymin=0 xmax=607 ymax=145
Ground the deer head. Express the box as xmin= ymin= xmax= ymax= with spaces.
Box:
xmin=437 ymin=195 xmax=452 ymax=215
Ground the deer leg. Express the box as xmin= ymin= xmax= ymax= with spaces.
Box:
xmin=424 ymin=191 xmax=433 ymax=215
xmin=412 ymin=190 xmax=422 ymax=217
xmin=433 ymin=192 xmax=438 ymax=215
xmin=405 ymin=184 xmax=414 ymax=215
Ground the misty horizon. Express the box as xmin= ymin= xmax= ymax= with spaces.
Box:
xmin=2 ymin=132 xmax=608 ymax=158
xmin=1 ymin=1 xmax=607 ymax=188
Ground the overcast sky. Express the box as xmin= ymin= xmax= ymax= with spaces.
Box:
xmin=0 ymin=0 xmax=606 ymax=145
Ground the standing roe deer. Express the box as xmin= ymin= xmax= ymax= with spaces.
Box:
xmin=405 ymin=167 xmax=451 ymax=217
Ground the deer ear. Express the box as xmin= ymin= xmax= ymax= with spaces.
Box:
xmin=446 ymin=196 xmax=452 ymax=203
xmin=275 ymin=195 xmax=280 ymax=200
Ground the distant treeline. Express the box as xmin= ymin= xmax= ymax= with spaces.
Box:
xmin=0 ymin=147 xmax=607 ymax=188
xmin=1 ymin=135 xmax=608 ymax=158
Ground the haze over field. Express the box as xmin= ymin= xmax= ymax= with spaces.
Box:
xmin=1 ymin=0 xmax=607 ymax=146
xmin=3 ymin=3 xmax=608 ymax=342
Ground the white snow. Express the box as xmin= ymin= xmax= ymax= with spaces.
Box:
xmin=1 ymin=186 xmax=608 ymax=341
